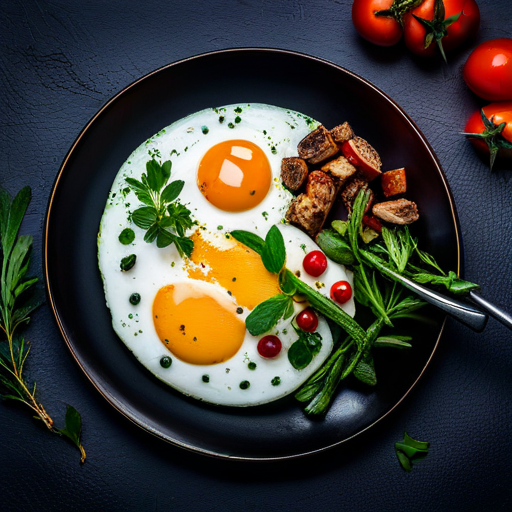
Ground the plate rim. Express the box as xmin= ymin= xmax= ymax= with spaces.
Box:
xmin=44 ymin=47 xmax=459 ymax=461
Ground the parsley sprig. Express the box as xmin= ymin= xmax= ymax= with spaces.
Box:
xmin=126 ymin=158 xmax=193 ymax=257
xmin=0 ymin=186 xmax=85 ymax=463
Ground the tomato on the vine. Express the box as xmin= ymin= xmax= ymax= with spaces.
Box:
xmin=463 ymin=39 xmax=512 ymax=101
xmin=403 ymin=0 xmax=480 ymax=61
xmin=464 ymin=101 xmax=512 ymax=170
xmin=352 ymin=0 xmax=403 ymax=47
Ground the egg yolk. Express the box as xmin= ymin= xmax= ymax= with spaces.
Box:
xmin=187 ymin=231 xmax=280 ymax=310
xmin=197 ymin=139 xmax=271 ymax=212
xmin=153 ymin=283 xmax=246 ymax=365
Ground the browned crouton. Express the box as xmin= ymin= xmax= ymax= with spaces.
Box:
xmin=285 ymin=171 xmax=336 ymax=237
xmin=321 ymin=155 xmax=357 ymax=189
xmin=297 ymin=125 xmax=339 ymax=164
xmin=281 ymin=157 xmax=309 ymax=192
xmin=381 ymin=168 xmax=407 ymax=198
xmin=330 ymin=122 xmax=355 ymax=144
xmin=373 ymin=199 xmax=419 ymax=225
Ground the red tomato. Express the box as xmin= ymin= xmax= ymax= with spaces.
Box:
xmin=303 ymin=251 xmax=327 ymax=277
xmin=403 ymin=0 xmax=480 ymax=59
xmin=296 ymin=308 xmax=319 ymax=333
xmin=341 ymin=140 xmax=382 ymax=181
xmin=463 ymin=38 xmax=512 ymax=101
xmin=330 ymin=281 xmax=353 ymax=305
xmin=257 ymin=335 xmax=282 ymax=359
xmin=352 ymin=0 xmax=403 ymax=47
xmin=464 ymin=101 xmax=512 ymax=169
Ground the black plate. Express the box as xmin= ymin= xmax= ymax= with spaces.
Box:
xmin=45 ymin=48 xmax=460 ymax=460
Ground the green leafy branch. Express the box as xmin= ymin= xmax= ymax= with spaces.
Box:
xmin=0 ymin=186 xmax=85 ymax=463
xmin=127 ymin=158 xmax=194 ymax=257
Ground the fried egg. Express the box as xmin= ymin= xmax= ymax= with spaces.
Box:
xmin=97 ymin=103 xmax=355 ymax=406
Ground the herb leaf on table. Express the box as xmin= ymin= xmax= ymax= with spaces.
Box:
xmin=0 ymin=186 xmax=86 ymax=463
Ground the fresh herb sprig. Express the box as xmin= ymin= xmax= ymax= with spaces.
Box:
xmin=395 ymin=432 xmax=430 ymax=471
xmin=0 ymin=186 xmax=85 ymax=463
xmin=126 ymin=158 xmax=193 ymax=257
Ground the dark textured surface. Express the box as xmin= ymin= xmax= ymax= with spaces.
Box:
xmin=1 ymin=0 xmax=511 ymax=510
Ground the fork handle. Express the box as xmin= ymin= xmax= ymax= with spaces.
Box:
xmin=469 ymin=291 xmax=512 ymax=331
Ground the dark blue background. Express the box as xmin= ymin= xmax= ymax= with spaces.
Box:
xmin=1 ymin=1 xmax=511 ymax=510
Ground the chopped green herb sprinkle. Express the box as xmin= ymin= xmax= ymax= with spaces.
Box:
xmin=271 ymin=376 xmax=281 ymax=386
xmin=201 ymin=125 xmax=209 ymax=134
xmin=160 ymin=356 xmax=172 ymax=369
xmin=234 ymin=107 xmax=242 ymax=113
xmin=228 ymin=122 xmax=235 ymax=129
xmin=130 ymin=293 xmax=141 ymax=305
xmin=202 ymin=375 xmax=210 ymax=383
xmin=239 ymin=380 xmax=250 ymax=390
xmin=235 ymin=116 xmax=241 ymax=124
xmin=119 ymin=228 xmax=135 ymax=245
xmin=217 ymin=225 xmax=223 ymax=230
xmin=248 ymin=362 xmax=257 ymax=370
xmin=219 ymin=116 xmax=225 ymax=123
xmin=120 ymin=254 xmax=136 ymax=271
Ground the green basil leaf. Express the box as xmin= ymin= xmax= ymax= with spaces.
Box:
xmin=288 ymin=339 xmax=313 ymax=370
xmin=230 ymin=230 xmax=265 ymax=255
xmin=395 ymin=449 xmax=412 ymax=472
xmin=156 ymin=229 xmax=175 ymax=248
xmin=118 ymin=228 xmax=135 ymax=245
xmin=125 ymin=177 xmax=147 ymax=194
xmin=161 ymin=160 xmax=172 ymax=183
xmin=288 ymin=331 xmax=323 ymax=370
xmin=261 ymin=225 xmax=286 ymax=274
xmin=316 ymin=229 xmax=355 ymax=265
xmin=404 ymin=432 xmax=430 ymax=451
xmin=146 ymin=159 xmax=162 ymax=191
xmin=245 ymin=294 xmax=291 ymax=336
xmin=283 ymin=298 xmax=295 ymax=320
xmin=144 ymin=223 xmax=160 ymax=243
xmin=161 ymin=180 xmax=184 ymax=204
xmin=174 ymin=236 xmax=194 ymax=258
xmin=132 ymin=207 xmax=157 ymax=229
xmin=57 ymin=405 xmax=85 ymax=462
xmin=120 ymin=254 xmax=136 ymax=271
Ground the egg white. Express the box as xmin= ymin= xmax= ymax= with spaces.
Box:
xmin=98 ymin=103 xmax=355 ymax=407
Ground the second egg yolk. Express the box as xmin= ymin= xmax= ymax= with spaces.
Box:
xmin=197 ymin=139 xmax=271 ymax=212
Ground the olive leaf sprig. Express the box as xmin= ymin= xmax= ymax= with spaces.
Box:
xmin=0 ymin=186 xmax=85 ymax=463
xmin=126 ymin=158 xmax=194 ymax=258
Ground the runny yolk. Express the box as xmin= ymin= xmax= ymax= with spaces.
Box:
xmin=187 ymin=231 xmax=280 ymax=310
xmin=197 ymin=139 xmax=272 ymax=212
xmin=153 ymin=283 xmax=246 ymax=365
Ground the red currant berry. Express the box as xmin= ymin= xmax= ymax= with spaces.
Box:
xmin=330 ymin=280 xmax=352 ymax=304
xmin=257 ymin=335 xmax=282 ymax=358
xmin=302 ymin=250 xmax=327 ymax=277
xmin=295 ymin=308 xmax=319 ymax=332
